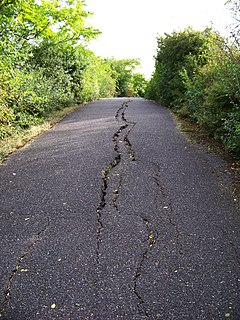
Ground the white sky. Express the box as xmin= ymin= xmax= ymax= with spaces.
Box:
xmin=86 ymin=0 xmax=233 ymax=78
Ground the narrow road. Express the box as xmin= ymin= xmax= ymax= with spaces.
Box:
xmin=0 ymin=98 xmax=240 ymax=320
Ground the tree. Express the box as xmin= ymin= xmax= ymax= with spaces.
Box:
xmin=225 ymin=0 xmax=240 ymax=47
xmin=145 ymin=27 xmax=215 ymax=107
xmin=0 ymin=0 xmax=99 ymax=45
xmin=0 ymin=0 xmax=146 ymax=143
xmin=131 ymin=73 xmax=148 ymax=97
xmin=0 ymin=0 xmax=100 ymax=138
xmin=106 ymin=58 xmax=141 ymax=96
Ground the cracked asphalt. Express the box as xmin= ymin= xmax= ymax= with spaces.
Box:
xmin=0 ymin=98 xmax=240 ymax=320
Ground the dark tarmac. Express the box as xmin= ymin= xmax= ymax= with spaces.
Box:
xmin=0 ymin=98 xmax=240 ymax=319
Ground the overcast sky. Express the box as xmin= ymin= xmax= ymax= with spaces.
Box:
xmin=86 ymin=0 xmax=233 ymax=78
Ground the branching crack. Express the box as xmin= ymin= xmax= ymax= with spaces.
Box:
xmin=115 ymin=101 xmax=136 ymax=162
xmin=112 ymin=101 xmax=136 ymax=209
xmin=132 ymin=218 xmax=158 ymax=318
xmin=0 ymin=218 xmax=50 ymax=314
xmin=96 ymin=101 xmax=136 ymax=264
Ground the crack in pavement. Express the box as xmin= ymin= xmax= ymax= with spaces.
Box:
xmin=0 ymin=218 xmax=50 ymax=315
xmin=96 ymin=156 xmax=121 ymax=264
xmin=132 ymin=218 xmax=158 ymax=319
xmin=115 ymin=100 xmax=136 ymax=162
xmin=130 ymin=165 xmax=162 ymax=318
xmin=152 ymin=163 xmax=183 ymax=256
xmin=112 ymin=101 xmax=136 ymax=212
xmin=112 ymin=174 xmax=123 ymax=212
xmin=215 ymin=225 xmax=240 ymax=292
xmin=130 ymin=162 xmax=184 ymax=318
xmin=96 ymin=101 xmax=136 ymax=264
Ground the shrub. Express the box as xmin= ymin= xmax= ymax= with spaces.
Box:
xmin=147 ymin=27 xmax=240 ymax=158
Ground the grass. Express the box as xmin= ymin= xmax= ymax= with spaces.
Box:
xmin=0 ymin=103 xmax=83 ymax=164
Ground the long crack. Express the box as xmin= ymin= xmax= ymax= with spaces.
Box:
xmin=112 ymin=102 xmax=136 ymax=210
xmin=131 ymin=162 xmax=184 ymax=317
xmin=0 ymin=218 xmax=50 ymax=314
xmin=115 ymin=101 xmax=136 ymax=162
xmin=96 ymin=101 xmax=136 ymax=263
xmin=112 ymin=174 xmax=123 ymax=211
xmin=152 ymin=162 xmax=183 ymax=255
xmin=132 ymin=218 xmax=158 ymax=318
xmin=96 ymin=156 xmax=121 ymax=264
xmin=215 ymin=225 xmax=240 ymax=292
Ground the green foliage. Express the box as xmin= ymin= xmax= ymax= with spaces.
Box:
xmin=131 ymin=73 xmax=148 ymax=97
xmin=145 ymin=27 xmax=213 ymax=107
xmin=146 ymin=27 xmax=240 ymax=157
xmin=106 ymin=58 xmax=142 ymax=97
xmin=0 ymin=0 xmax=99 ymax=46
xmin=80 ymin=53 xmax=116 ymax=101
xmin=0 ymin=0 xmax=146 ymax=144
xmin=0 ymin=0 xmax=95 ymax=139
xmin=181 ymin=38 xmax=240 ymax=155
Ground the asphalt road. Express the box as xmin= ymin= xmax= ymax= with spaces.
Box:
xmin=0 ymin=98 xmax=240 ymax=320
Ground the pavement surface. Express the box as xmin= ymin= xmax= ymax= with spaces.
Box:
xmin=0 ymin=98 xmax=240 ymax=320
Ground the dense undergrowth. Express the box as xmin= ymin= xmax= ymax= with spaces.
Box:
xmin=145 ymin=25 xmax=240 ymax=159
xmin=0 ymin=0 xmax=147 ymax=150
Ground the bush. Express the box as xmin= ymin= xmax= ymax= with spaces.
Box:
xmin=147 ymin=27 xmax=240 ymax=158
xmin=145 ymin=27 xmax=213 ymax=107
xmin=182 ymin=41 xmax=240 ymax=155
